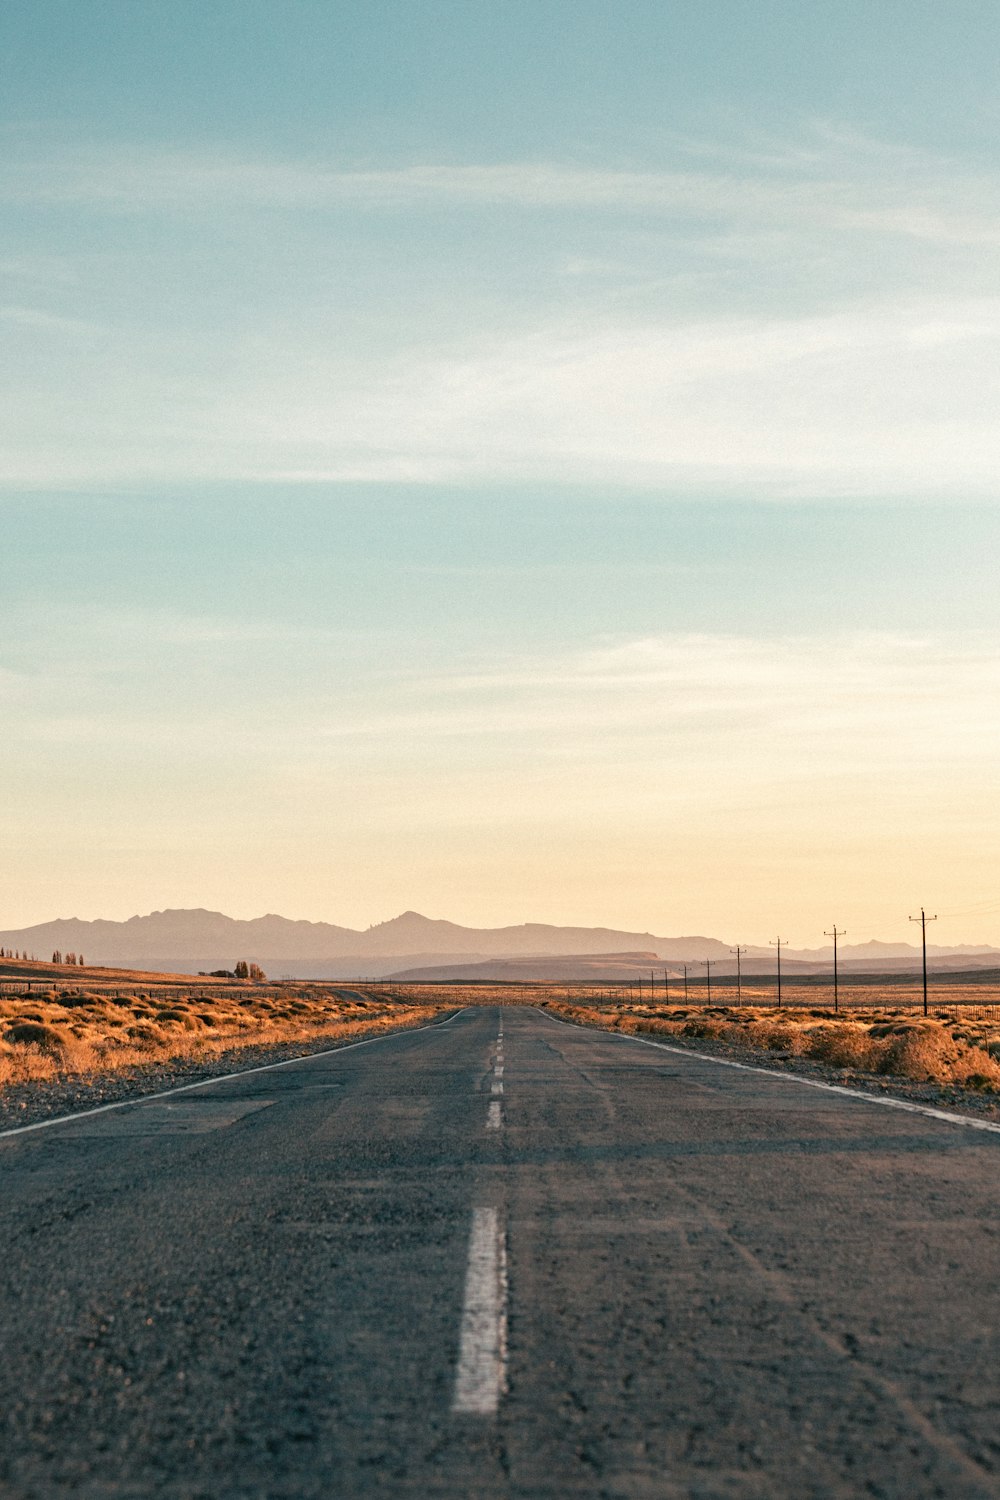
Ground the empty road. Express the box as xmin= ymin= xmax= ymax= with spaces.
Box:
xmin=1 ymin=1005 xmax=998 ymax=1498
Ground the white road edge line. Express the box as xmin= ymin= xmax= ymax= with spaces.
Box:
xmin=0 ymin=1008 xmax=469 ymax=1143
xmin=538 ymin=1008 xmax=1000 ymax=1138
xmin=452 ymin=1206 xmax=507 ymax=1416
xmin=486 ymin=1099 xmax=502 ymax=1130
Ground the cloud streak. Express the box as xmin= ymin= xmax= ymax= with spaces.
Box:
xmin=3 ymin=128 xmax=1000 ymax=496
xmin=5 ymin=135 xmax=1000 ymax=247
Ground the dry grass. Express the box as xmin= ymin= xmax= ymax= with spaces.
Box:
xmin=0 ymin=983 xmax=447 ymax=1093
xmin=7 ymin=961 xmax=1000 ymax=1099
xmin=544 ymin=1001 xmax=1000 ymax=1090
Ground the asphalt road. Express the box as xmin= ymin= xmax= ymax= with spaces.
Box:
xmin=1 ymin=1005 xmax=999 ymax=1499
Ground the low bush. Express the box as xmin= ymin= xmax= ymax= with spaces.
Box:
xmin=0 ymin=994 xmax=449 ymax=1095
xmin=4 ymin=1021 xmax=66 ymax=1052
xmin=546 ymin=1001 xmax=1000 ymax=1092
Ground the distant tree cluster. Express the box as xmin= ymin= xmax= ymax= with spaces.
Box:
xmin=233 ymin=960 xmax=266 ymax=981
xmin=1 ymin=948 xmax=35 ymax=960
xmin=52 ymin=951 xmax=85 ymax=966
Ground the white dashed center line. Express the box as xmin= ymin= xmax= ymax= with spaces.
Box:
xmin=452 ymin=1207 xmax=508 ymax=1415
xmin=485 ymin=1019 xmax=505 ymax=1129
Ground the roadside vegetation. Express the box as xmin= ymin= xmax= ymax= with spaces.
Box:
xmin=544 ymin=1001 xmax=1000 ymax=1091
xmin=0 ymin=978 xmax=446 ymax=1093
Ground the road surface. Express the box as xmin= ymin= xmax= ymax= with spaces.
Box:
xmin=1 ymin=1005 xmax=998 ymax=1498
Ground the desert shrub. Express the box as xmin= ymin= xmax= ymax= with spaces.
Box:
xmin=155 ymin=1007 xmax=200 ymax=1030
xmin=126 ymin=1023 xmax=167 ymax=1045
xmin=740 ymin=1020 xmax=802 ymax=1052
xmin=4 ymin=1021 xmax=67 ymax=1052
xmin=682 ymin=1019 xmax=726 ymax=1038
xmin=942 ymin=1045 xmax=1000 ymax=1088
xmin=634 ymin=1018 xmax=683 ymax=1038
xmin=874 ymin=1025 xmax=956 ymax=1080
xmin=806 ymin=1025 xmax=875 ymax=1069
xmin=783 ymin=1027 xmax=812 ymax=1056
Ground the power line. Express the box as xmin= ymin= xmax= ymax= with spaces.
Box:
xmin=934 ymin=897 xmax=1000 ymax=920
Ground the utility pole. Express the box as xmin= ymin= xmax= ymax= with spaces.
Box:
xmin=663 ymin=968 xmax=669 ymax=1003
xmin=770 ymin=937 xmax=786 ymax=1007
xmin=730 ymin=945 xmax=747 ymax=1005
xmin=683 ymin=964 xmax=688 ymax=1002
xmin=909 ymin=907 xmax=937 ymax=1016
xmin=824 ymin=925 xmax=845 ymax=1014
xmin=705 ymin=958 xmax=712 ymax=1004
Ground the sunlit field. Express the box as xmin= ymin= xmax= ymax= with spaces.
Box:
xmin=4 ymin=957 xmax=1000 ymax=1097
xmin=542 ymin=997 xmax=1000 ymax=1091
xmin=383 ymin=976 xmax=1000 ymax=1093
xmin=0 ymin=961 xmax=448 ymax=1093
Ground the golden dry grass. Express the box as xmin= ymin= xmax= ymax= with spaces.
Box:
xmin=0 ymin=982 xmax=447 ymax=1093
xmin=544 ymin=1001 xmax=1000 ymax=1090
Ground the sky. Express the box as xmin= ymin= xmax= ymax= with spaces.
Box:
xmin=3 ymin=0 xmax=1000 ymax=945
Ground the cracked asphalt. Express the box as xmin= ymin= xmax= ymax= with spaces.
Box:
xmin=1 ymin=1005 xmax=998 ymax=1498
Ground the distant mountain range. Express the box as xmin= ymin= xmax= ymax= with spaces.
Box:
xmin=0 ymin=908 xmax=998 ymax=981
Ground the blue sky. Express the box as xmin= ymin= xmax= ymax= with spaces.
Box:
xmin=3 ymin=2 xmax=1000 ymax=942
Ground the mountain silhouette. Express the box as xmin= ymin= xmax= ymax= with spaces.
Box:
xmin=0 ymin=907 xmax=997 ymax=980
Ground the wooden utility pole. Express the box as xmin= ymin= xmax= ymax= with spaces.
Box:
xmin=770 ymin=937 xmax=786 ymax=1007
xmin=909 ymin=907 xmax=937 ymax=1016
xmin=824 ymin=925 xmax=845 ymax=1014
xmin=730 ymin=945 xmax=747 ymax=1004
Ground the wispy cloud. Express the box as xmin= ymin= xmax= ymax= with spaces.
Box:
xmin=5 ymin=132 xmax=1000 ymax=247
xmin=4 ymin=128 xmax=1000 ymax=495
xmin=244 ymin=297 xmax=1000 ymax=496
xmin=4 ymin=293 xmax=999 ymax=495
xmin=321 ymin=631 xmax=1000 ymax=761
xmin=0 ymin=304 xmax=101 ymax=335
xmin=9 ymin=627 xmax=998 ymax=791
